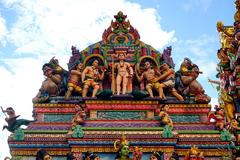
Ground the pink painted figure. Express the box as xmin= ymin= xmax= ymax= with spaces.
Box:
xmin=114 ymin=51 xmax=133 ymax=95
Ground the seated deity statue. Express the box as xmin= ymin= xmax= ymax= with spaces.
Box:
xmin=156 ymin=63 xmax=184 ymax=101
xmin=82 ymin=59 xmax=105 ymax=98
xmin=32 ymin=63 xmax=61 ymax=103
xmin=136 ymin=61 xmax=161 ymax=98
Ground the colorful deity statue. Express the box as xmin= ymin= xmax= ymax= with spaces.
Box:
xmin=36 ymin=149 xmax=52 ymax=160
xmin=114 ymin=135 xmax=133 ymax=160
xmin=169 ymin=152 xmax=179 ymax=160
xmin=149 ymin=151 xmax=164 ymax=160
xmin=2 ymin=107 xmax=35 ymax=133
xmin=136 ymin=61 xmax=161 ymax=98
xmin=133 ymin=147 xmax=143 ymax=160
xmin=185 ymin=145 xmax=204 ymax=160
xmin=83 ymin=151 xmax=100 ymax=160
xmin=156 ymin=63 xmax=184 ymax=101
xmin=71 ymin=105 xmax=86 ymax=127
xmin=113 ymin=50 xmax=133 ymax=95
xmin=156 ymin=104 xmax=173 ymax=128
xmin=82 ymin=59 xmax=105 ymax=98
xmin=208 ymin=105 xmax=225 ymax=130
xmin=175 ymin=58 xmax=210 ymax=103
xmin=65 ymin=61 xmax=83 ymax=99
xmin=160 ymin=46 xmax=175 ymax=69
xmin=216 ymin=21 xmax=234 ymax=49
xmin=33 ymin=63 xmax=62 ymax=103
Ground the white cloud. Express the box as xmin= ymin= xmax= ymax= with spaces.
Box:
xmin=0 ymin=57 xmax=44 ymax=158
xmin=183 ymin=0 xmax=213 ymax=12
xmin=0 ymin=15 xmax=8 ymax=46
xmin=210 ymin=97 xmax=219 ymax=111
xmin=1 ymin=0 xmax=175 ymax=56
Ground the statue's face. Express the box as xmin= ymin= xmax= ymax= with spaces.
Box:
xmin=144 ymin=62 xmax=151 ymax=69
xmin=43 ymin=66 xmax=52 ymax=76
xmin=77 ymin=63 xmax=83 ymax=70
xmin=43 ymin=155 xmax=52 ymax=160
xmin=118 ymin=53 xmax=125 ymax=60
xmin=94 ymin=156 xmax=100 ymax=160
xmin=150 ymin=155 xmax=158 ymax=160
xmin=92 ymin=60 xmax=99 ymax=67
xmin=121 ymin=145 xmax=129 ymax=156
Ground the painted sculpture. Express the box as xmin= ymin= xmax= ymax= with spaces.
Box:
xmin=2 ymin=107 xmax=35 ymax=132
xmin=65 ymin=61 xmax=83 ymax=99
xmin=136 ymin=60 xmax=161 ymax=98
xmin=82 ymin=59 xmax=105 ymax=98
xmin=114 ymin=135 xmax=133 ymax=160
xmin=184 ymin=145 xmax=204 ymax=160
xmin=176 ymin=58 xmax=210 ymax=103
xmin=149 ymin=151 xmax=164 ymax=160
xmin=208 ymin=105 xmax=225 ymax=130
xmin=6 ymin=7 xmax=240 ymax=160
xmin=32 ymin=63 xmax=62 ymax=103
xmin=113 ymin=50 xmax=133 ymax=95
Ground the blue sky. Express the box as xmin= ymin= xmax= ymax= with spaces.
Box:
xmin=0 ymin=0 xmax=235 ymax=159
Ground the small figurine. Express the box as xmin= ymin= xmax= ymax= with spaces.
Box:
xmin=82 ymin=59 xmax=105 ymax=98
xmin=72 ymin=105 xmax=86 ymax=127
xmin=83 ymin=151 xmax=100 ymax=160
xmin=36 ymin=149 xmax=52 ymax=160
xmin=149 ymin=151 xmax=164 ymax=160
xmin=133 ymin=146 xmax=142 ymax=160
xmin=208 ymin=105 xmax=225 ymax=130
xmin=114 ymin=134 xmax=133 ymax=160
xmin=160 ymin=46 xmax=175 ymax=69
xmin=65 ymin=62 xmax=83 ymax=99
xmin=216 ymin=21 xmax=234 ymax=49
xmin=184 ymin=145 xmax=204 ymax=160
xmin=114 ymin=51 xmax=133 ymax=95
xmin=156 ymin=105 xmax=173 ymax=128
xmin=169 ymin=152 xmax=179 ymax=160
xmin=2 ymin=107 xmax=35 ymax=133
xmin=66 ymin=152 xmax=75 ymax=160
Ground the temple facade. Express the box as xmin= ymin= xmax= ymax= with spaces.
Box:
xmin=5 ymin=2 xmax=240 ymax=159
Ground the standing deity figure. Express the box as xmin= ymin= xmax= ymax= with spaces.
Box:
xmin=113 ymin=51 xmax=133 ymax=95
xmin=82 ymin=60 xmax=105 ymax=98
xmin=133 ymin=147 xmax=143 ymax=160
xmin=65 ymin=62 xmax=83 ymax=99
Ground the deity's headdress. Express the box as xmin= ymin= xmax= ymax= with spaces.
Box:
xmin=114 ymin=134 xmax=129 ymax=150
